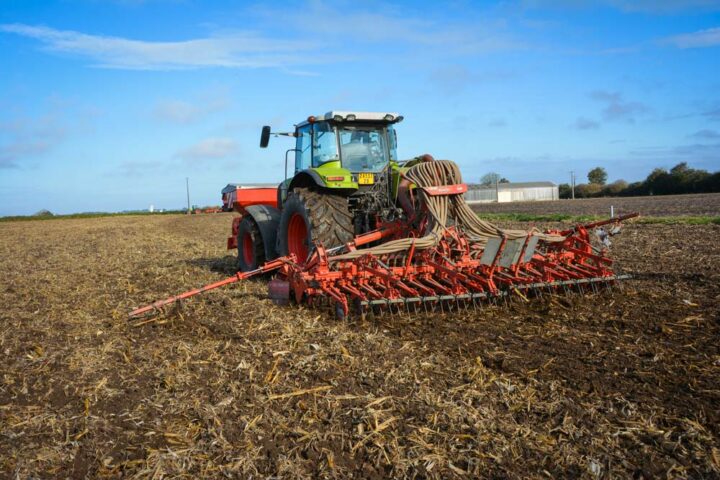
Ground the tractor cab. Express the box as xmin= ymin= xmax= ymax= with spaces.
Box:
xmin=262 ymin=112 xmax=403 ymax=195
xmin=294 ymin=112 xmax=401 ymax=176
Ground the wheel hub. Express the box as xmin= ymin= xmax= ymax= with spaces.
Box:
xmin=287 ymin=213 xmax=309 ymax=262
xmin=242 ymin=231 xmax=254 ymax=266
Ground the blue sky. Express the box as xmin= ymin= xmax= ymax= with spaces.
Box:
xmin=1 ymin=0 xmax=719 ymax=215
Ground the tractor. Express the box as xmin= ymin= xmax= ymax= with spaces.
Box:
xmin=228 ymin=111 xmax=416 ymax=272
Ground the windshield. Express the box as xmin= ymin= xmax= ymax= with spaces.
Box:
xmin=338 ymin=126 xmax=390 ymax=173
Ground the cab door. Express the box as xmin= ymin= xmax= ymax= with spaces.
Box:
xmin=295 ymin=124 xmax=312 ymax=173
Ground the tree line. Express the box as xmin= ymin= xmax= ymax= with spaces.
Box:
xmin=559 ymin=163 xmax=720 ymax=199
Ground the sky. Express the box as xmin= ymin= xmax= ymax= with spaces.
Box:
xmin=0 ymin=0 xmax=719 ymax=216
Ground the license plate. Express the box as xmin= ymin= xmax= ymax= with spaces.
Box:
xmin=358 ymin=173 xmax=374 ymax=185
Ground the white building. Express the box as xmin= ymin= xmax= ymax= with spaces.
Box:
xmin=465 ymin=182 xmax=559 ymax=203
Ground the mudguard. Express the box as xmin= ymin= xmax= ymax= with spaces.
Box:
xmin=243 ymin=204 xmax=281 ymax=260
xmin=288 ymin=170 xmax=326 ymax=192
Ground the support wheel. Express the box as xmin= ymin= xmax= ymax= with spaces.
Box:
xmin=335 ymin=301 xmax=347 ymax=321
xmin=237 ymin=217 xmax=265 ymax=272
xmin=278 ymin=188 xmax=354 ymax=263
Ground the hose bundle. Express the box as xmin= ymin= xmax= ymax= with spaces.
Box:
xmin=332 ymin=160 xmax=564 ymax=260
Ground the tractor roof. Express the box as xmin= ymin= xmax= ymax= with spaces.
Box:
xmin=296 ymin=111 xmax=403 ymax=128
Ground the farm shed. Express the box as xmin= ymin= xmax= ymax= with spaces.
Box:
xmin=465 ymin=181 xmax=559 ymax=203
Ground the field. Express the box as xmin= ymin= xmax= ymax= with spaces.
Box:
xmin=1 ymin=201 xmax=719 ymax=478
xmin=471 ymin=192 xmax=720 ymax=218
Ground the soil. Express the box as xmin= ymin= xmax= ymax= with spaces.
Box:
xmin=1 ymin=211 xmax=718 ymax=478
xmin=471 ymin=192 xmax=720 ymax=217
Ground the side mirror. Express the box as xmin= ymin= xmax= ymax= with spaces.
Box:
xmin=260 ymin=126 xmax=271 ymax=148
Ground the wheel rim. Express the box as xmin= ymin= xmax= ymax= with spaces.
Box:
xmin=242 ymin=231 xmax=254 ymax=266
xmin=287 ymin=213 xmax=309 ymax=262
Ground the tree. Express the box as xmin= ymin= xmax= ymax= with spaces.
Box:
xmin=587 ymin=167 xmax=608 ymax=185
xmin=669 ymin=162 xmax=710 ymax=193
xmin=499 ymin=177 xmax=510 ymax=183
xmin=700 ymin=172 xmax=720 ymax=192
xmin=602 ymin=179 xmax=628 ymax=196
xmin=670 ymin=162 xmax=690 ymax=176
xmin=574 ymin=183 xmax=602 ymax=198
xmin=558 ymin=183 xmax=572 ymax=199
xmin=645 ymin=168 xmax=672 ymax=195
xmin=480 ymin=172 xmax=504 ymax=186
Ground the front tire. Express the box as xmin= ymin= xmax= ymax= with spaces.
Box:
xmin=237 ymin=216 xmax=265 ymax=272
xmin=278 ymin=188 xmax=354 ymax=263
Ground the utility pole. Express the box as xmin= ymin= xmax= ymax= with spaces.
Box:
xmin=186 ymin=177 xmax=191 ymax=214
xmin=495 ymin=177 xmax=499 ymax=202
xmin=570 ymin=171 xmax=576 ymax=200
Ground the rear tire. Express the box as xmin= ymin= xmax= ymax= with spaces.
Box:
xmin=278 ymin=188 xmax=354 ymax=263
xmin=237 ymin=217 xmax=265 ymax=272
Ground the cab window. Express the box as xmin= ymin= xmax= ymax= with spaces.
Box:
xmin=295 ymin=124 xmax=311 ymax=172
xmin=312 ymin=122 xmax=339 ymax=167
xmin=387 ymin=125 xmax=398 ymax=161
xmin=338 ymin=126 xmax=388 ymax=172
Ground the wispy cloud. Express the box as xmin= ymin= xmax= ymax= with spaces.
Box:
xmin=590 ymin=90 xmax=650 ymax=122
xmin=1 ymin=2 xmax=523 ymax=73
xmin=258 ymin=1 xmax=523 ymax=55
xmin=573 ymin=117 xmax=600 ymax=130
xmin=487 ymin=118 xmax=507 ymax=127
xmin=428 ymin=65 xmax=517 ymax=94
xmin=702 ymin=106 xmax=720 ymax=120
xmin=0 ymin=23 xmax=319 ymax=70
xmin=0 ymin=114 xmax=66 ymax=168
xmin=689 ymin=129 xmax=720 ymax=139
xmin=153 ymin=96 xmax=229 ymax=124
xmin=176 ymin=137 xmax=239 ymax=161
xmin=522 ymin=0 xmax=720 ymax=14
xmin=664 ymin=27 xmax=720 ymax=48
xmin=117 ymin=160 xmax=165 ymax=177
xmin=629 ymin=142 xmax=720 ymax=166
xmin=606 ymin=0 xmax=720 ymax=13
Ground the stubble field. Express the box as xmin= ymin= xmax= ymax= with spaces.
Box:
xmin=1 ymin=199 xmax=719 ymax=478
xmin=471 ymin=192 xmax=720 ymax=218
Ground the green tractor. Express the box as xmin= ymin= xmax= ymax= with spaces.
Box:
xmin=232 ymin=111 xmax=421 ymax=272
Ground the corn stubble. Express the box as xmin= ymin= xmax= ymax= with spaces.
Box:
xmin=0 ymin=213 xmax=718 ymax=478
